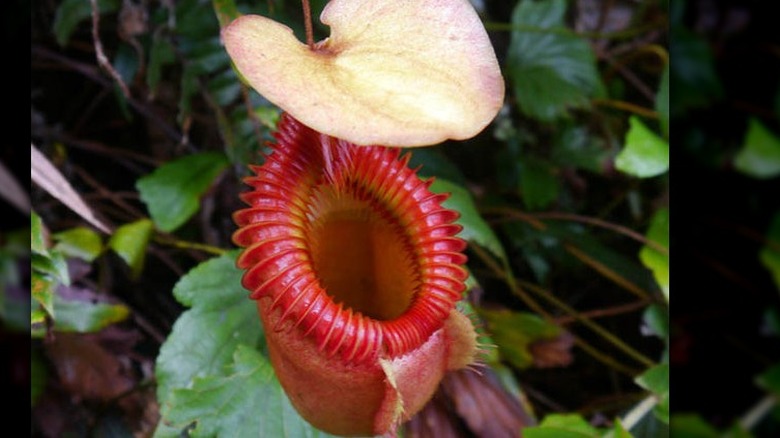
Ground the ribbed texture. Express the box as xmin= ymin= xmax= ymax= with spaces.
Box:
xmin=233 ymin=113 xmax=467 ymax=364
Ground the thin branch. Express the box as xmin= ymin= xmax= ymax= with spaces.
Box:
xmin=592 ymin=98 xmax=659 ymax=118
xmin=90 ymin=0 xmax=131 ymax=98
xmin=739 ymin=395 xmax=777 ymax=431
xmin=553 ymin=299 xmax=651 ymax=325
xmin=302 ymin=0 xmax=315 ymax=49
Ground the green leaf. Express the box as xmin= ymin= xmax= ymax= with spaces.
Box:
xmin=756 ymin=363 xmax=780 ymax=396
xmin=734 ymin=118 xmax=780 ymax=179
xmin=31 ymin=212 xmax=48 ymax=256
xmin=52 ymin=0 xmax=119 ymax=47
xmin=162 ymin=345 xmax=335 ymax=437
xmin=479 ymin=309 xmax=561 ymax=370
xmin=41 ymin=292 xmax=130 ymax=336
xmin=108 ymin=219 xmax=153 ymax=279
xmin=32 ymin=251 xmax=71 ymax=286
xmin=525 ymin=414 xmax=601 ymax=438
xmin=760 ymin=212 xmax=780 ymax=291
xmin=607 ymin=419 xmax=633 ymax=438
xmin=520 ymin=157 xmax=560 ymax=210
xmin=616 ymin=117 xmax=669 ymax=178
xmin=656 ymin=65 xmax=670 ymax=138
xmin=507 ymin=0 xmax=602 ymax=121
xmin=155 ymin=251 xmax=262 ymax=419
xmin=639 ymin=208 xmax=669 ymax=300
xmin=669 ymin=414 xmax=719 ymax=438
xmin=53 ymin=227 xmax=103 ymax=263
xmin=430 ymin=178 xmax=508 ymax=265
xmin=137 ymin=152 xmax=229 ymax=232
xmin=635 ymin=363 xmax=669 ymax=423
xmin=32 ymin=273 xmax=56 ymax=318
xmin=642 ymin=304 xmax=669 ymax=340
xmin=552 ymin=125 xmax=610 ymax=174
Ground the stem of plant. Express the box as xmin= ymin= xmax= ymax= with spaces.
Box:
xmin=470 ymin=244 xmax=646 ymax=375
xmin=302 ymin=0 xmax=314 ymax=49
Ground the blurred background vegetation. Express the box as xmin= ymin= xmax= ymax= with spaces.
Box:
xmin=3 ymin=0 xmax=777 ymax=436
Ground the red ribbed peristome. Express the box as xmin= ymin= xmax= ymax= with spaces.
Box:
xmin=233 ymin=113 xmax=468 ymax=364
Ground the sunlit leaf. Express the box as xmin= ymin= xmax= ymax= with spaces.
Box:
xmin=155 ymin=251 xmax=262 ymax=431
xmin=507 ymin=0 xmax=602 ymax=121
xmin=31 ymin=212 xmax=48 ymax=256
xmin=137 ymin=152 xmax=229 ymax=232
xmin=609 ymin=419 xmax=633 ymax=438
xmin=642 ymin=304 xmax=669 ymax=340
xmin=639 ymin=208 xmax=669 ymax=300
xmin=759 ymin=212 xmax=780 ymax=292
xmin=162 ymin=345 xmax=335 ymax=437
xmin=525 ymin=413 xmax=601 ymax=438
xmin=616 ymin=117 xmax=669 ymax=178
xmin=734 ymin=118 xmax=780 ymax=179
xmin=53 ymin=227 xmax=103 ymax=263
xmin=479 ymin=309 xmax=561 ymax=370
xmin=635 ymin=363 xmax=669 ymax=424
xmin=431 ymin=178 xmax=508 ymax=265
xmin=108 ymin=219 xmax=153 ymax=279
xmin=52 ymin=0 xmax=119 ymax=47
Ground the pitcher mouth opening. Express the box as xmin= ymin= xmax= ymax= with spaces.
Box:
xmin=233 ymin=113 xmax=469 ymax=364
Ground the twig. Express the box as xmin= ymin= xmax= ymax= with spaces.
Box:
xmin=619 ymin=396 xmax=658 ymax=431
xmin=592 ymin=98 xmax=659 ymax=119
xmin=553 ymin=299 xmax=651 ymax=325
xmin=33 ymin=46 xmax=189 ymax=147
xmin=302 ymin=0 xmax=315 ymax=49
xmin=90 ymin=0 xmax=131 ymax=98
xmin=739 ymin=394 xmax=777 ymax=431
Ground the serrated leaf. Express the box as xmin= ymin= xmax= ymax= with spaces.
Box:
xmin=525 ymin=414 xmax=601 ymax=438
xmin=53 ymin=227 xmax=103 ymax=263
xmin=656 ymin=65 xmax=669 ymax=138
xmin=31 ymin=212 xmax=48 ymax=256
xmin=616 ymin=117 xmax=669 ymax=178
xmin=162 ymin=345 xmax=335 ymax=438
xmin=756 ymin=363 xmax=780 ymax=396
xmin=137 ymin=152 xmax=229 ymax=232
xmin=507 ymin=0 xmax=602 ymax=121
xmin=520 ymin=157 xmax=560 ymax=210
xmin=734 ymin=118 xmax=780 ymax=179
xmin=430 ymin=178 xmax=508 ymax=265
xmin=155 ymin=251 xmax=262 ymax=423
xmin=52 ymin=0 xmax=119 ymax=47
xmin=635 ymin=363 xmax=669 ymax=423
xmin=639 ymin=208 xmax=669 ymax=300
xmin=108 ymin=219 xmax=153 ymax=279
xmin=759 ymin=212 xmax=780 ymax=292
xmin=480 ymin=309 xmax=561 ymax=370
